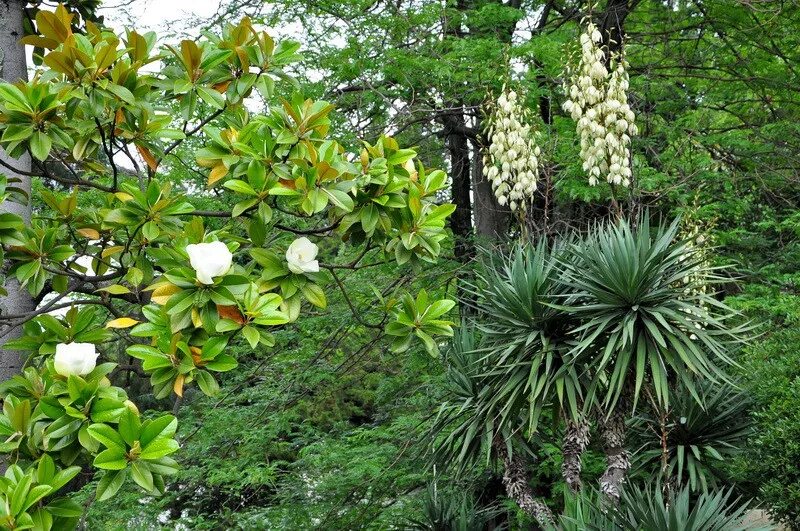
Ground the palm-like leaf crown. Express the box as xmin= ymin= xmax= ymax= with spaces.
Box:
xmin=430 ymin=242 xmax=579 ymax=473
xmin=630 ymin=379 xmax=752 ymax=492
xmin=405 ymin=484 xmax=505 ymax=531
xmin=469 ymin=241 xmax=582 ymax=428
xmin=428 ymin=328 xmax=526 ymax=474
xmin=560 ymin=484 xmax=767 ymax=531
xmin=564 ymin=217 xmax=748 ymax=410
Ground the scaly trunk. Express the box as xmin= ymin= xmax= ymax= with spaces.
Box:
xmin=561 ymin=416 xmax=591 ymax=492
xmin=494 ymin=441 xmax=554 ymax=527
xmin=0 ymin=0 xmax=33 ymax=382
xmin=598 ymin=401 xmax=631 ymax=503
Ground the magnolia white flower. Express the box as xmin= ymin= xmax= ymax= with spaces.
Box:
xmin=286 ymin=237 xmax=319 ymax=274
xmin=186 ymin=241 xmax=233 ymax=284
xmin=54 ymin=342 xmax=97 ymax=377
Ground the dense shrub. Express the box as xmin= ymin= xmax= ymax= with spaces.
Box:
xmin=731 ymin=327 xmax=800 ymax=528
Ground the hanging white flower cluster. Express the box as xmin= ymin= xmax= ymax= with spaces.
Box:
xmin=562 ymin=21 xmax=638 ymax=186
xmin=482 ymin=87 xmax=542 ymax=211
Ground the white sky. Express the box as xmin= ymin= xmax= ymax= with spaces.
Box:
xmin=98 ymin=0 xmax=221 ymax=36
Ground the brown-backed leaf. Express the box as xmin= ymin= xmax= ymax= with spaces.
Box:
xmin=136 ymin=144 xmax=158 ymax=172
xmin=216 ymin=304 xmax=246 ymax=324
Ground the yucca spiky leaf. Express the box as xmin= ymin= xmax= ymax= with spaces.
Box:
xmin=563 ymin=217 xmax=751 ymax=411
xmin=630 ymin=379 xmax=752 ymax=492
xmin=428 ymin=327 xmax=531 ymax=474
xmin=559 ymin=484 xmax=770 ymax=531
xmin=468 ymin=240 xmax=583 ymax=430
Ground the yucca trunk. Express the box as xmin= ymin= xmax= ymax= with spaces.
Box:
xmin=494 ymin=441 xmax=554 ymax=527
xmin=598 ymin=401 xmax=630 ymax=502
xmin=562 ymin=416 xmax=591 ymax=492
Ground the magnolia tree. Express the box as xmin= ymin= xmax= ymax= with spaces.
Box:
xmin=0 ymin=6 xmax=455 ymax=528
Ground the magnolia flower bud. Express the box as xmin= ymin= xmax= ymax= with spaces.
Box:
xmin=187 ymin=241 xmax=232 ymax=284
xmin=54 ymin=342 xmax=98 ymax=377
xmin=286 ymin=237 xmax=320 ymax=274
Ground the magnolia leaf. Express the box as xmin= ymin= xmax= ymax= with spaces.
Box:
xmin=216 ymin=304 xmax=246 ymax=324
xmin=77 ymin=228 xmax=100 ymax=239
xmin=136 ymin=144 xmax=159 ymax=172
xmin=106 ymin=317 xmax=139 ymax=329
xmin=97 ymin=285 xmax=131 ymax=295
xmin=150 ymin=283 xmax=182 ymax=305
xmin=96 ymin=469 xmax=127 ymax=502
xmin=173 ymin=374 xmax=185 ymax=397
xmin=208 ymin=164 xmax=228 ymax=186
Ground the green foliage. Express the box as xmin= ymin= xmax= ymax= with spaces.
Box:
xmin=471 ymin=240 xmax=580 ymax=427
xmin=2 ymin=0 xmax=799 ymax=526
xmin=560 ymin=485 xmax=769 ymax=531
xmin=0 ymin=4 xmax=455 ymax=527
xmin=565 ymin=218 xmax=747 ymax=410
xmin=731 ymin=328 xmax=800 ymax=528
xmin=0 ymin=462 xmax=82 ymax=531
xmin=386 ymin=289 xmax=456 ymax=356
xmin=405 ymin=485 xmax=505 ymax=531
xmin=630 ymin=379 xmax=752 ymax=492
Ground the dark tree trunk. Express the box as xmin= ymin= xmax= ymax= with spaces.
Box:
xmin=494 ymin=441 xmax=554 ymax=527
xmin=562 ymin=416 xmax=591 ymax=492
xmin=600 ymin=0 xmax=633 ymax=56
xmin=445 ymin=116 xmax=475 ymax=261
xmin=0 ymin=0 xmax=33 ymax=382
xmin=471 ymin=134 xmax=510 ymax=241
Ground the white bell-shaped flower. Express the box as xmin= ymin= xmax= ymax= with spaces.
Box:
xmin=286 ymin=237 xmax=320 ymax=274
xmin=186 ymin=241 xmax=233 ymax=284
xmin=482 ymin=85 xmax=542 ymax=210
xmin=54 ymin=342 xmax=97 ymax=377
xmin=562 ymin=19 xmax=637 ymax=187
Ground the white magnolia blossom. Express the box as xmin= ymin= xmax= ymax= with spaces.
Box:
xmin=54 ymin=342 xmax=97 ymax=377
xmin=482 ymin=87 xmax=542 ymax=211
xmin=562 ymin=21 xmax=638 ymax=186
xmin=186 ymin=241 xmax=233 ymax=284
xmin=286 ymin=237 xmax=320 ymax=274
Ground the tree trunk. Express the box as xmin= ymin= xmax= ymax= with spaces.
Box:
xmin=471 ymin=137 xmax=510 ymax=241
xmin=445 ymin=118 xmax=474 ymax=261
xmin=598 ymin=401 xmax=631 ymax=502
xmin=599 ymin=0 xmax=633 ymax=57
xmin=494 ymin=441 xmax=554 ymax=527
xmin=0 ymin=0 xmax=33 ymax=382
xmin=561 ymin=416 xmax=591 ymax=492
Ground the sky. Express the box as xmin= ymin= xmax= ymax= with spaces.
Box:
xmin=98 ymin=0 xmax=221 ymax=36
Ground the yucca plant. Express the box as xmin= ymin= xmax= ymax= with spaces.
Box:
xmin=428 ymin=328 xmax=554 ymax=526
xmin=562 ymin=217 xmax=750 ymax=499
xmin=468 ymin=241 xmax=597 ymax=493
xmin=468 ymin=240 xmax=582 ymax=433
xmin=431 ymin=241 xmax=581 ymax=470
xmin=614 ymin=484 xmax=770 ymax=531
xmin=559 ymin=484 xmax=771 ymax=531
xmin=565 ymin=217 xmax=747 ymax=410
xmin=404 ymin=485 xmax=505 ymax=531
xmin=630 ymin=379 xmax=752 ymax=492
xmin=428 ymin=327 xmax=502 ymax=474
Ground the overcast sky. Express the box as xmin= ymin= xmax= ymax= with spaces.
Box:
xmin=98 ymin=0 xmax=220 ymax=36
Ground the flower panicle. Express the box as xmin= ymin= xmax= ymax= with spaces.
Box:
xmin=482 ymin=86 xmax=542 ymax=212
xmin=562 ymin=20 xmax=638 ymax=187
